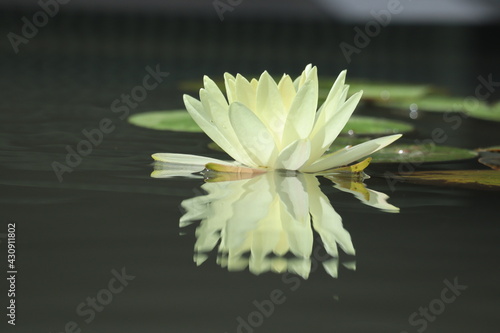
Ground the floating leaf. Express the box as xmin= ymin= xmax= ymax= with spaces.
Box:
xmin=320 ymin=80 xmax=433 ymax=102
xmin=340 ymin=116 xmax=414 ymax=136
xmin=329 ymin=138 xmax=478 ymax=164
xmin=376 ymin=96 xmax=472 ymax=113
xmin=128 ymin=110 xmax=200 ymax=132
xmin=369 ymin=144 xmax=477 ymax=163
xmin=466 ymin=102 xmax=500 ymax=122
xmin=377 ymin=96 xmax=500 ymax=122
xmin=394 ymin=170 xmax=500 ymax=191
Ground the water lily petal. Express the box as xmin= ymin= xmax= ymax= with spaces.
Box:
xmin=251 ymin=209 xmax=283 ymax=257
xmin=309 ymin=91 xmax=363 ymax=162
xmin=312 ymin=70 xmax=347 ymax=127
xmin=250 ymin=78 xmax=259 ymax=90
xmin=277 ymin=74 xmax=296 ymax=112
xmin=334 ymin=184 xmax=400 ymax=213
xmin=225 ymin=174 xmax=274 ymax=251
xmin=322 ymin=258 xmax=340 ymax=278
xmin=151 ymin=153 xmax=235 ymax=167
xmin=256 ymin=71 xmax=286 ymax=139
xmin=287 ymin=258 xmax=311 ymax=279
xmin=308 ymin=181 xmax=355 ymax=256
xmin=199 ymin=89 xmax=256 ymax=166
xmin=324 ymin=70 xmax=347 ymax=114
xmin=203 ymin=75 xmax=228 ymax=108
xmin=223 ymin=73 xmax=236 ymax=104
xmin=150 ymin=164 xmax=205 ymax=179
xmin=278 ymin=175 xmax=313 ymax=258
xmin=183 ymin=95 xmax=257 ymax=167
xmin=282 ymin=66 xmax=318 ymax=144
xmin=235 ymin=74 xmax=256 ymax=112
xmin=302 ymin=134 xmax=402 ymax=173
xmin=274 ymin=139 xmax=311 ymax=170
xmin=294 ymin=63 xmax=313 ymax=91
xmin=229 ymin=102 xmax=278 ymax=167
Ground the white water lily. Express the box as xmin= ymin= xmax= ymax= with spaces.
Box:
xmin=153 ymin=64 xmax=401 ymax=173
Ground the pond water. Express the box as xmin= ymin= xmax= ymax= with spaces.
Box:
xmin=1 ymin=13 xmax=499 ymax=333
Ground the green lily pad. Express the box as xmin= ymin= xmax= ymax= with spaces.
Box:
xmin=466 ymin=102 xmax=500 ymax=122
xmin=394 ymin=170 xmax=500 ymax=191
xmin=340 ymin=116 xmax=413 ymax=136
xmin=376 ymin=96 xmax=500 ymax=122
xmin=376 ymin=96 xmax=469 ymax=112
xmin=370 ymin=144 xmax=478 ymax=163
xmin=128 ymin=110 xmax=200 ymax=132
xmin=329 ymin=138 xmax=477 ymax=164
xmin=319 ymin=79 xmax=433 ymax=102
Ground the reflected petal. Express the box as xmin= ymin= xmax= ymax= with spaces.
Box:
xmin=175 ymin=168 xmax=398 ymax=279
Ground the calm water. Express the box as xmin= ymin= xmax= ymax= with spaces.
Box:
xmin=1 ymin=13 xmax=499 ymax=333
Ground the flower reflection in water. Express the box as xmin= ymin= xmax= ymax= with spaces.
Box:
xmin=162 ymin=168 xmax=398 ymax=279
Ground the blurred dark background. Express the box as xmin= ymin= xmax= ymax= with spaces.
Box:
xmin=1 ymin=0 xmax=500 ymax=113
xmin=1 ymin=2 xmax=500 ymax=332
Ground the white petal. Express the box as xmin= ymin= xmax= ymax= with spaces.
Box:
xmin=151 ymin=152 xmax=234 ymax=166
xmin=287 ymin=258 xmax=311 ymax=279
xmin=203 ymin=75 xmax=228 ymax=108
xmin=183 ymin=95 xmax=257 ymax=167
xmin=277 ymin=175 xmax=313 ymax=258
xmin=302 ymin=134 xmax=402 ymax=173
xmin=312 ymin=70 xmax=347 ymax=131
xmin=293 ymin=63 xmax=313 ymax=91
xmin=225 ymin=174 xmax=274 ymax=250
xmin=334 ymin=185 xmax=400 ymax=213
xmin=307 ymin=177 xmax=355 ymax=256
xmin=322 ymin=259 xmax=339 ymax=278
xmin=198 ymin=89 xmax=256 ymax=166
xmin=282 ymin=66 xmax=318 ymax=144
xmin=224 ymin=73 xmax=236 ymax=104
xmin=274 ymin=139 xmax=311 ymax=170
xmin=229 ymin=102 xmax=278 ymax=167
xmin=321 ymin=70 xmax=347 ymax=118
xmin=250 ymin=78 xmax=259 ymax=90
xmin=150 ymin=169 xmax=203 ymax=179
xmin=151 ymin=154 xmax=235 ymax=178
xmin=308 ymin=91 xmax=363 ymax=162
xmin=256 ymin=71 xmax=286 ymax=140
xmin=277 ymin=174 xmax=309 ymax=226
xmin=277 ymin=74 xmax=296 ymax=112
xmin=235 ymin=74 xmax=256 ymax=112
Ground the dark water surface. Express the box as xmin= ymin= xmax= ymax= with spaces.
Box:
xmin=1 ymin=13 xmax=499 ymax=333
